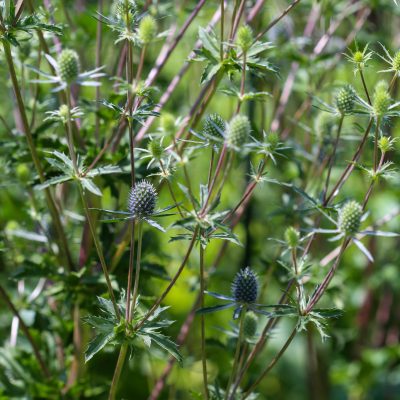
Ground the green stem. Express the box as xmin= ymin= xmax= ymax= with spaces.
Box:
xmin=359 ymin=68 xmax=371 ymax=105
xmin=108 ymin=342 xmax=128 ymax=400
xmin=323 ymin=115 xmax=344 ymax=201
xmin=242 ymin=327 xmax=297 ymax=399
xmin=65 ymin=86 xmax=79 ymax=174
xmin=200 ymin=243 xmax=209 ymax=400
xmin=78 ymin=185 xmax=120 ymax=318
xmin=2 ymin=39 xmax=74 ymax=271
xmin=131 ymin=221 xmax=143 ymax=315
xmin=220 ymin=0 xmax=224 ymax=59
xmin=226 ymin=309 xmax=246 ymax=400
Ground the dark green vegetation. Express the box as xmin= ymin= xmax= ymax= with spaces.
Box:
xmin=1 ymin=0 xmax=400 ymax=399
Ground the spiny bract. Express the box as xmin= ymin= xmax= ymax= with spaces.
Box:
xmin=128 ymin=180 xmax=157 ymax=218
xmin=58 ymin=49 xmax=80 ymax=84
xmin=138 ymin=15 xmax=157 ymax=45
xmin=227 ymin=115 xmax=251 ymax=149
xmin=336 ymin=85 xmax=356 ymax=115
xmin=231 ymin=267 xmax=258 ymax=304
xmin=338 ymin=200 xmax=363 ymax=235
xmin=203 ymin=113 xmax=226 ymax=139
xmin=243 ymin=312 xmax=258 ymax=339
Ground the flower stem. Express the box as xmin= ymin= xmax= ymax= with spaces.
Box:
xmin=242 ymin=326 xmax=297 ymax=399
xmin=108 ymin=342 xmax=128 ymax=400
xmin=1 ymin=39 xmax=74 ymax=271
xmin=199 ymin=242 xmax=209 ymax=400
xmin=323 ymin=115 xmax=344 ymax=201
xmin=134 ymin=227 xmax=199 ymax=331
xmin=226 ymin=309 xmax=246 ymax=400
xmin=78 ymin=185 xmax=120 ymax=318
xmin=131 ymin=221 xmax=143 ymax=315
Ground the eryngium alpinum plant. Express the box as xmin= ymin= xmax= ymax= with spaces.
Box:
xmin=1 ymin=1 xmax=400 ymax=399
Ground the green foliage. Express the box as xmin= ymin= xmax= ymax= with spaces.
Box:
xmin=1 ymin=1 xmax=400 ymax=399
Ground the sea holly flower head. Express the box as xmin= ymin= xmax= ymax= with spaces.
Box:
xmin=44 ymin=104 xmax=83 ymax=124
xmin=357 ymin=80 xmax=400 ymax=121
xmin=313 ymin=85 xmax=359 ymax=118
xmin=226 ymin=115 xmax=251 ymax=150
xmin=138 ymin=15 xmax=157 ymax=45
xmin=31 ymin=49 xmax=105 ymax=92
xmin=198 ymin=267 xmax=274 ymax=319
xmin=312 ymin=200 xmax=399 ymax=261
xmin=128 ymin=180 xmax=157 ymax=219
xmin=237 ymin=25 xmax=254 ymax=52
xmin=232 ymin=267 xmax=259 ymax=304
xmin=377 ymin=42 xmax=400 ymax=77
xmin=335 ymin=85 xmax=356 ymax=116
xmin=344 ymin=43 xmax=373 ymax=74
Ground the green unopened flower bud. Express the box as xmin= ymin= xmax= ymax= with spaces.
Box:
xmin=59 ymin=104 xmax=69 ymax=121
xmin=336 ymin=85 xmax=356 ymax=115
xmin=160 ymin=113 xmax=175 ymax=135
xmin=237 ymin=25 xmax=253 ymax=52
xmin=138 ymin=15 xmax=157 ymax=45
xmin=284 ymin=226 xmax=300 ymax=249
xmin=243 ymin=312 xmax=258 ymax=340
xmin=375 ymin=80 xmax=389 ymax=93
xmin=373 ymin=87 xmax=391 ymax=117
xmin=378 ymin=136 xmax=392 ymax=153
xmin=147 ymin=139 xmax=163 ymax=160
xmin=338 ymin=200 xmax=363 ymax=235
xmin=58 ymin=49 xmax=80 ymax=84
xmin=266 ymin=132 xmax=279 ymax=151
xmin=353 ymin=51 xmax=364 ymax=64
xmin=203 ymin=113 xmax=226 ymax=140
xmin=227 ymin=115 xmax=251 ymax=149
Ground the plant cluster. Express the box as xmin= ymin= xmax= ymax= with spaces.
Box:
xmin=0 ymin=1 xmax=400 ymax=399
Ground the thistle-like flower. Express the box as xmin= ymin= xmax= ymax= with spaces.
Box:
xmin=377 ymin=43 xmax=400 ymax=77
xmin=202 ymin=113 xmax=226 ymax=140
xmin=31 ymin=49 xmax=105 ymax=92
xmin=58 ymin=49 xmax=80 ymax=83
xmin=335 ymin=85 xmax=356 ymax=115
xmin=312 ymin=200 xmax=398 ymax=261
xmin=45 ymin=104 xmax=83 ymax=124
xmin=338 ymin=201 xmax=362 ymax=235
xmin=199 ymin=267 xmax=268 ymax=319
xmin=237 ymin=25 xmax=253 ymax=52
xmin=356 ymin=80 xmax=400 ymax=121
xmin=313 ymin=86 xmax=359 ymax=118
xmin=284 ymin=226 xmax=300 ymax=249
xmin=232 ymin=267 xmax=258 ymax=304
xmin=226 ymin=115 xmax=251 ymax=149
xmin=138 ymin=15 xmax=157 ymax=45
xmin=128 ymin=180 xmax=157 ymax=218
xmin=344 ymin=43 xmax=373 ymax=74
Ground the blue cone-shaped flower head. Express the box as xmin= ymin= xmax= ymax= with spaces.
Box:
xmin=231 ymin=267 xmax=258 ymax=304
xmin=128 ymin=180 xmax=157 ymax=218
